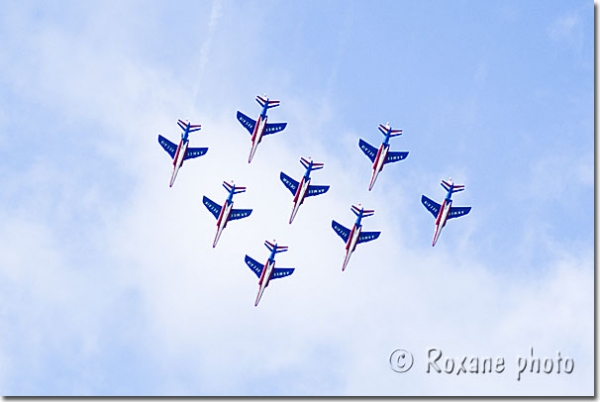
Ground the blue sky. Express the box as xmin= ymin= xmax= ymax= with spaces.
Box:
xmin=0 ymin=0 xmax=593 ymax=396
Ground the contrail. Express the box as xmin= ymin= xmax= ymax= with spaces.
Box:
xmin=189 ymin=0 xmax=223 ymax=117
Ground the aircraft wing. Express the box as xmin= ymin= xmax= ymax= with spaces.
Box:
xmin=184 ymin=147 xmax=208 ymax=160
xmin=421 ymin=195 xmax=441 ymax=218
xmin=202 ymin=196 xmax=222 ymax=219
xmin=271 ymin=267 xmax=295 ymax=280
xmin=332 ymin=220 xmax=350 ymax=243
xmin=237 ymin=111 xmax=256 ymax=134
xmin=358 ymin=139 xmax=377 ymax=163
xmin=229 ymin=208 xmax=253 ymax=221
xmin=280 ymin=172 xmax=299 ymax=195
xmin=264 ymin=122 xmax=287 ymax=135
xmin=158 ymin=135 xmax=177 ymax=159
xmin=306 ymin=184 xmax=330 ymax=197
xmin=358 ymin=230 xmax=380 ymax=244
xmin=245 ymin=255 xmax=263 ymax=278
xmin=385 ymin=151 xmax=409 ymax=164
xmin=448 ymin=206 xmax=471 ymax=219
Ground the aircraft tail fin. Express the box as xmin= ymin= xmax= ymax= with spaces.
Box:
xmin=177 ymin=119 xmax=201 ymax=133
xmin=441 ymin=178 xmax=465 ymax=193
xmin=351 ymin=204 xmax=374 ymax=218
xmin=264 ymin=240 xmax=288 ymax=254
xmin=378 ymin=123 xmax=403 ymax=137
xmin=256 ymin=95 xmax=281 ymax=109
xmin=222 ymin=181 xmax=246 ymax=194
xmin=300 ymin=157 xmax=324 ymax=171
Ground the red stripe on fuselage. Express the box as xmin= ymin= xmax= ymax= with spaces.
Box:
xmin=258 ymin=261 xmax=269 ymax=286
xmin=173 ymin=141 xmax=183 ymax=167
xmin=372 ymin=146 xmax=383 ymax=170
xmin=345 ymin=227 xmax=355 ymax=250
xmin=216 ymin=201 xmax=228 ymax=227
xmin=345 ymin=225 xmax=360 ymax=252
xmin=293 ymin=177 xmax=306 ymax=203
xmin=435 ymin=200 xmax=446 ymax=225
xmin=251 ymin=115 xmax=266 ymax=143
xmin=435 ymin=199 xmax=452 ymax=226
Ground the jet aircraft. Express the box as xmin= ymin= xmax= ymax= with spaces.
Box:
xmin=421 ymin=178 xmax=471 ymax=246
xmin=280 ymin=157 xmax=330 ymax=224
xmin=245 ymin=240 xmax=295 ymax=306
xmin=237 ymin=95 xmax=287 ymax=163
xmin=203 ymin=181 xmax=253 ymax=248
xmin=332 ymin=204 xmax=381 ymax=271
xmin=358 ymin=122 xmax=408 ymax=191
xmin=158 ymin=119 xmax=208 ymax=187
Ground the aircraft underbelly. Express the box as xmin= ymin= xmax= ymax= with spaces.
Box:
xmin=289 ymin=178 xmax=309 ymax=223
xmin=214 ymin=203 xmax=232 ymax=247
xmin=168 ymin=142 xmax=184 ymax=186
xmin=175 ymin=142 xmax=187 ymax=168
xmin=347 ymin=226 xmax=361 ymax=252
xmin=342 ymin=229 xmax=360 ymax=271
xmin=369 ymin=148 xmax=387 ymax=190
xmin=296 ymin=178 xmax=309 ymax=203
xmin=252 ymin=118 xmax=266 ymax=145
xmin=432 ymin=203 xmax=452 ymax=246
xmin=248 ymin=122 xmax=265 ymax=162
xmin=255 ymin=261 xmax=273 ymax=306
xmin=375 ymin=147 xmax=388 ymax=172
xmin=222 ymin=203 xmax=233 ymax=226
xmin=440 ymin=202 xmax=451 ymax=227
xmin=259 ymin=261 xmax=274 ymax=286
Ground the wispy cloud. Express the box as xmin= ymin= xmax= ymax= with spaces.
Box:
xmin=547 ymin=8 xmax=587 ymax=56
xmin=0 ymin=0 xmax=592 ymax=396
xmin=189 ymin=0 xmax=224 ymax=115
xmin=548 ymin=13 xmax=581 ymax=41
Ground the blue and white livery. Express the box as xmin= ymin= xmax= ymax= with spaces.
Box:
xmin=421 ymin=178 xmax=471 ymax=246
xmin=359 ymin=122 xmax=408 ymax=191
xmin=245 ymin=240 xmax=295 ymax=306
xmin=332 ymin=204 xmax=381 ymax=271
xmin=237 ymin=95 xmax=287 ymax=163
xmin=158 ymin=119 xmax=208 ymax=187
xmin=203 ymin=181 xmax=253 ymax=248
xmin=280 ymin=157 xmax=330 ymax=224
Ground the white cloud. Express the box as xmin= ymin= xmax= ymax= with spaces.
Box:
xmin=0 ymin=1 xmax=592 ymax=396
xmin=547 ymin=9 xmax=586 ymax=55
xmin=189 ymin=0 xmax=224 ymax=116
xmin=516 ymin=152 xmax=593 ymax=206
xmin=548 ymin=13 xmax=581 ymax=41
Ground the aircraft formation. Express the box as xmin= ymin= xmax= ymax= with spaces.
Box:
xmin=157 ymin=95 xmax=471 ymax=306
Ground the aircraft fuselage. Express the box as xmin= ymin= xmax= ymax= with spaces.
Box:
xmin=432 ymin=199 xmax=452 ymax=246
xmin=213 ymin=201 xmax=233 ymax=248
xmin=342 ymin=224 xmax=362 ymax=271
xmin=248 ymin=115 xmax=268 ymax=163
xmin=255 ymin=258 xmax=275 ymax=306
xmin=290 ymin=176 xmax=310 ymax=223
xmin=170 ymin=139 xmax=189 ymax=187
xmin=369 ymin=143 xmax=389 ymax=191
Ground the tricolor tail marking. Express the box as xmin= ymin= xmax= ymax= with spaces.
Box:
xmin=256 ymin=95 xmax=281 ymax=108
xmin=378 ymin=123 xmax=403 ymax=137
